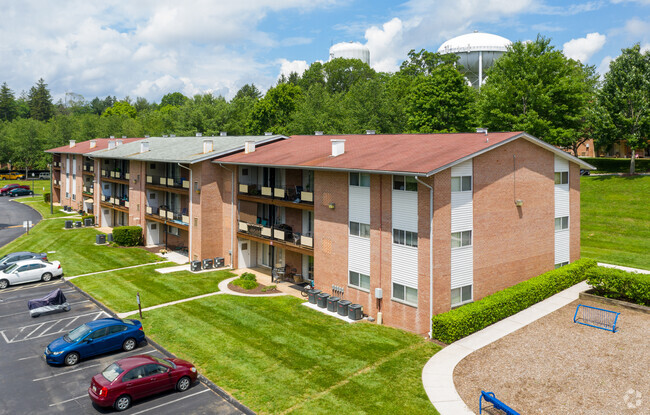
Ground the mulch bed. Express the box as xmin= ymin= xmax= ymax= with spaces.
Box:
xmin=227 ymin=282 xmax=280 ymax=295
xmin=454 ymin=298 xmax=649 ymax=415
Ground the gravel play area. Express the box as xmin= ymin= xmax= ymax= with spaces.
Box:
xmin=454 ymin=298 xmax=649 ymax=415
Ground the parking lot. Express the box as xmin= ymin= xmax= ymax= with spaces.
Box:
xmin=0 ymin=280 xmax=243 ymax=414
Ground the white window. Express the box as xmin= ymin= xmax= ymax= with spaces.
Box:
xmin=451 ymin=285 xmax=472 ymax=306
xmin=349 ymin=172 xmax=370 ymax=187
xmin=349 ymin=271 xmax=370 ymax=290
xmin=393 ymin=175 xmax=417 ymax=191
xmin=554 ymin=171 xmax=569 ymax=185
xmin=555 ymin=262 xmax=569 ymax=269
xmin=555 ymin=216 xmax=569 ymax=231
xmin=349 ymin=221 xmax=370 ymax=238
xmin=451 ymin=230 xmax=472 ymax=248
xmin=393 ymin=229 xmax=418 ymax=247
xmin=451 ymin=176 xmax=472 ymax=192
xmin=393 ymin=283 xmax=418 ymax=306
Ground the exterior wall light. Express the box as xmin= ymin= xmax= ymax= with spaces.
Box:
xmin=328 ymin=202 xmax=336 ymax=209
xmin=515 ymin=199 xmax=524 ymax=207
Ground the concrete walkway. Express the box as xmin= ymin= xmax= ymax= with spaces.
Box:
xmin=65 ymin=261 xmax=171 ymax=280
xmin=598 ymin=262 xmax=650 ymax=274
xmin=422 ymin=281 xmax=590 ymax=415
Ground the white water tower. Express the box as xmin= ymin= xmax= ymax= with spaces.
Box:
xmin=438 ymin=31 xmax=511 ymax=89
xmin=329 ymin=42 xmax=370 ymax=65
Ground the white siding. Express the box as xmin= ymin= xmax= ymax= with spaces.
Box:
xmin=451 ymin=247 xmax=473 ymax=289
xmin=555 ymin=230 xmax=570 ymax=265
xmin=555 ymin=185 xmax=570 ymax=217
xmin=348 ymin=236 xmax=371 ymax=275
xmin=554 ymin=156 xmax=569 ymax=172
xmin=65 ymin=156 xmax=70 ymax=175
xmin=392 ymin=190 xmax=418 ymax=232
xmin=451 ymin=192 xmax=473 ymax=232
xmin=451 ymin=159 xmax=473 ymax=176
xmin=391 ymin=244 xmax=418 ymax=289
xmin=349 ymin=186 xmax=370 ymax=224
xmin=72 ymin=157 xmax=77 ymax=176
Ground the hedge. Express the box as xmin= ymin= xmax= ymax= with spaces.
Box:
xmin=586 ymin=267 xmax=650 ymax=306
xmin=43 ymin=193 xmax=50 ymax=203
xmin=112 ymin=226 xmax=143 ymax=247
xmin=431 ymin=259 xmax=597 ymax=343
xmin=580 ymin=157 xmax=650 ymax=173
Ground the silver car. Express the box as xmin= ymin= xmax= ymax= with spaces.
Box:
xmin=0 ymin=259 xmax=63 ymax=289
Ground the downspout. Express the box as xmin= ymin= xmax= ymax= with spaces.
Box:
xmin=178 ymin=163 xmax=192 ymax=260
xmin=219 ymin=163 xmax=235 ymax=269
xmin=49 ymin=156 xmax=53 ymax=215
xmin=416 ymin=176 xmax=434 ymax=338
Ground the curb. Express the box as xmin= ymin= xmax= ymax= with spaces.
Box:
xmin=579 ymin=291 xmax=650 ymax=314
xmin=65 ymin=280 xmax=256 ymax=415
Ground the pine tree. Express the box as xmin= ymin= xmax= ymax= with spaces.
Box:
xmin=27 ymin=78 xmax=54 ymax=121
xmin=0 ymin=82 xmax=17 ymax=121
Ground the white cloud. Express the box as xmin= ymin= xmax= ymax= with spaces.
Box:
xmin=277 ymin=59 xmax=309 ymax=78
xmin=563 ymin=32 xmax=607 ymax=62
xmin=611 ymin=0 xmax=650 ymax=4
xmin=596 ymin=56 xmax=613 ymax=78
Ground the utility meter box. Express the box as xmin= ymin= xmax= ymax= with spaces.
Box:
xmin=375 ymin=288 xmax=383 ymax=299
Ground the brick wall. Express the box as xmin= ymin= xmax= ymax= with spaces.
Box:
xmin=432 ymin=169 xmax=452 ymax=315
xmin=192 ymin=161 xmax=228 ymax=263
xmin=128 ymin=161 xmax=147 ymax=228
xmin=569 ymin=162 xmax=581 ymax=262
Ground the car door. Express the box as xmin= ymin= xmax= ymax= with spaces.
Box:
xmin=142 ymin=364 xmax=174 ymax=395
xmin=12 ymin=264 xmax=35 ymax=284
xmin=79 ymin=327 xmax=108 ymax=357
xmin=103 ymin=325 xmax=127 ymax=352
xmin=122 ymin=365 xmax=150 ymax=400
xmin=29 ymin=263 xmax=47 ymax=282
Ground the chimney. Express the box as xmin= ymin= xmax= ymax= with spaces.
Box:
xmin=476 ymin=128 xmax=488 ymax=135
xmin=140 ymin=141 xmax=150 ymax=153
xmin=170 ymin=134 xmax=176 ymax=137
xmin=196 ymin=132 xmax=202 ymax=137
xmin=89 ymin=140 xmax=97 ymax=149
xmin=108 ymin=140 xmax=116 ymax=150
xmin=121 ymin=135 xmax=126 ymax=139
xmin=203 ymin=139 xmax=214 ymax=154
xmin=110 ymin=135 xmax=115 ymax=139
xmin=365 ymin=130 xmax=375 ymax=135
xmin=69 ymin=140 xmax=76 ymax=148
xmin=331 ymin=139 xmax=345 ymax=157
xmin=163 ymin=134 xmax=168 ymax=138
xmin=220 ymin=131 xmax=227 ymax=136
xmin=144 ymin=135 xmax=150 ymax=138
xmin=264 ymin=132 xmax=273 ymax=136
xmin=116 ymin=140 xmax=123 ymax=146
xmin=245 ymin=141 xmax=256 ymax=154
xmin=315 ymin=131 xmax=323 ymax=136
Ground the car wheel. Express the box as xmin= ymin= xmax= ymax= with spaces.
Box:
xmin=29 ymin=191 xmax=33 ymax=195
xmin=64 ymin=352 xmax=80 ymax=366
xmin=0 ymin=279 xmax=8 ymax=289
xmin=113 ymin=395 xmax=131 ymax=412
xmin=176 ymin=376 xmax=191 ymax=392
xmin=122 ymin=338 xmax=137 ymax=352
xmin=41 ymin=272 xmax=53 ymax=282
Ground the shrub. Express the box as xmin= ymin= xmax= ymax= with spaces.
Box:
xmin=82 ymin=214 xmax=94 ymax=225
xmin=43 ymin=193 xmax=50 ymax=203
xmin=586 ymin=267 xmax=650 ymax=306
xmin=240 ymin=272 xmax=257 ymax=282
xmin=112 ymin=226 xmax=143 ymax=247
xmin=262 ymin=285 xmax=277 ymax=292
xmin=431 ymin=259 xmax=597 ymax=343
xmin=580 ymin=157 xmax=650 ymax=173
xmin=232 ymin=278 xmax=259 ymax=290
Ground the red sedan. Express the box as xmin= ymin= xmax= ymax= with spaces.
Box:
xmin=88 ymin=355 xmax=198 ymax=411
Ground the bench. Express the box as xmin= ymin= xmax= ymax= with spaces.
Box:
xmin=480 ymin=391 xmax=520 ymax=415
xmin=573 ymin=304 xmax=620 ymax=333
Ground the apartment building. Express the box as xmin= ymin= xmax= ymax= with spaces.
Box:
xmin=216 ymin=131 xmax=593 ymax=334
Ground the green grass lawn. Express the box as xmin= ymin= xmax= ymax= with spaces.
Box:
xmin=14 ymin=196 xmax=73 ymax=219
xmin=140 ymin=295 xmax=440 ymax=415
xmin=72 ymin=264 xmax=235 ymax=313
xmin=0 ymin=218 xmax=162 ymax=275
xmin=1 ymin=178 xmax=51 ymax=193
xmin=581 ymin=175 xmax=650 ymax=270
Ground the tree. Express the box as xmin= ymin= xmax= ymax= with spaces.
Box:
xmin=399 ymin=49 xmax=459 ymax=77
xmin=594 ymin=44 xmax=650 ymax=173
xmin=134 ymin=97 xmax=152 ymax=112
xmin=322 ymin=58 xmax=376 ymax=94
xmin=233 ymin=84 xmax=261 ymax=101
xmin=6 ymin=118 xmax=46 ymax=172
xmin=248 ymin=83 xmax=302 ymax=135
xmin=27 ymin=78 xmax=54 ymax=121
xmin=0 ymin=82 xmax=17 ymax=121
xmin=160 ymin=92 xmax=189 ymax=107
xmin=477 ymin=36 xmax=597 ymax=148
xmin=406 ymin=66 xmax=476 ymax=133
xmin=102 ymin=101 xmax=137 ymax=119
xmin=288 ymin=83 xmax=347 ymax=134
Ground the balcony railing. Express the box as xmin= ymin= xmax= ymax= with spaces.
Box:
xmin=146 ymin=206 xmax=189 ymax=225
xmin=238 ymin=184 xmax=313 ymax=204
xmin=238 ymin=220 xmax=313 ymax=249
xmin=146 ymin=175 xmax=190 ymax=190
xmin=102 ymin=170 xmax=129 ymax=180
xmin=83 ymin=164 xmax=94 ymax=172
xmin=53 ymin=161 xmax=61 ymax=168
xmin=83 ymin=186 xmax=94 ymax=194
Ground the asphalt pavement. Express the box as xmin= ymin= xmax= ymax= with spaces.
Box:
xmin=0 ymin=194 xmax=42 ymax=247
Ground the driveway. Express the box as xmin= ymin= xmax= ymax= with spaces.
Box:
xmin=0 ymin=195 xmax=42 ymax=247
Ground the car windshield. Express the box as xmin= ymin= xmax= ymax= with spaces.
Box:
xmin=102 ymin=363 xmax=124 ymax=382
xmin=152 ymin=356 xmax=176 ymax=369
xmin=120 ymin=319 xmax=135 ymax=325
xmin=3 ymin=263 xmax=18 ymax=273
xmin=65 ymin=324 xmax=91 ymax=342
xmin=0 ymin=255 xmax=8 ymax=264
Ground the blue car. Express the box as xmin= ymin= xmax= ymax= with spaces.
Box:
xmin=45 ymin=318 xmax=145 ymax=366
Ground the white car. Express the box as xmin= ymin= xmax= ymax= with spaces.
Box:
xmin=0 ymin=259 xmax=63 ymax=289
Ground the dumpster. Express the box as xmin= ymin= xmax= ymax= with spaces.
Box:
xmin=348 ymin=304 xmax=363 ymax=320
xmin=327 ymin=296 xmax=340 ymax=312
xmin=317 ymin=292 xmax=330 ymax=308
xmin=307 ymin=289 xmax=321 ymax=304
xmin=337 ymin=300 xmax=351 ymax=316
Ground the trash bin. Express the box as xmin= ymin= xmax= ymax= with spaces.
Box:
xmin=191 ymin=261 xmax=201 ymax=272
xmin=202 ymin=259 xmax=213 ymax=269
xmin=96 ymin=234 xmax=106 ymax=244
xmin=106 ymin=233 xmax=113 ymax=242
xmin=317 ymin=292 xmax=330 ymax=308
xmin=307 ymin=289 xmax=321 ymax=304
xmin=348 ymin=304 xmax=363 ymax=320
xmin=64 ymin=220 xmax=73 ymax=229
xmin=214 ymin=257 xmax=225 ymax=268
xmin=327 ymin=296 xmax=340 ymax=312
xmin=337 ymin=300 xmax=351 ymax=316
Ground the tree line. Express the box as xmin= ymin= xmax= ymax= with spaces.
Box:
xmin=0 ymin=36 xmax=648 ymax=173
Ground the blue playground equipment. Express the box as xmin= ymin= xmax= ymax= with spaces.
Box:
xmin=479 ymin=391 xmax=520 ymax=415
xmin=573 ymin=304 xmax=620 ymax=333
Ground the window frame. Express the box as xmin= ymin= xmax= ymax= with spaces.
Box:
xmin=451 ymin=230 xmax=472 ymax=248
xmin=349 ymin=221 xmax=370 ymax=238
xmin=392 ymin=175 xmax=417 ymax=192
xmin=392 ymin=282 xmax=418 ymax=307
xmin=348 ymin=270 xmax=370 ymax=291
xmin=451 ymin=284 xmax=473 ymax=307
xmin=554 ymin=262 xmax=569 ymax=269
xmin=349 ymin=172 xmax=370 ymax=187
xmin=451 ymin=175 xmax=472 ymax=192
xmin=393 ymin=228 xmax=418 ymax=248
xmin=554 ymin=171 xmax=569 ymax=185
xmin=555 ymin=216 xmax=569 ymax=231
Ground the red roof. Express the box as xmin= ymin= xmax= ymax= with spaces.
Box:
xmin=45 ymin=138 xmax=145 ymax=155
xmin=216 ymin=132 xmax=527 ymax=175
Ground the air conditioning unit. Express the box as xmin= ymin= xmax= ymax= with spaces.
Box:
xmin=214 ymin=257 xmax=225 ymax=268
xmin=202 ymin=259 xmax=213 ymax=270
xmin=190 ymin=261 xmax=201 ymax=272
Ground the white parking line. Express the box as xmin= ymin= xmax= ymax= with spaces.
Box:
xmin=18 ymin=355 xmax=40 ymax=361
xmin=0 ymin=310 xmax=108 ymax=343
xmin=33 ymin=363 xmax=102 ymax=381
xmin=130 ymin=389 xmax=211 ymax=415
xmin=49 ymin=394 xmax=88 ymax=407
xmin=0 ymin=290 xmax=76 ymax=305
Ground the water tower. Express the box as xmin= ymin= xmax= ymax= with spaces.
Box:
xmin=438 ymin=31 xmax=511 ymax=89
xmin=329 ymin=42 xmax=370 ymax=65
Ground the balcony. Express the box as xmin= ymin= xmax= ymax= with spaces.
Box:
xmin=100 ymin=195 xmax=129 ymax=212
xmin=237 ymin=220 xmax=313 ymax=254
xmin=101 ymin=169 xmax=129 ymax=183
xmin=83 ymin=185 xmax=94 ymax=195
xmin=82 ymin=164 xmax=95 ymax=175
xmin=53 ymin=161 xmax=61 ymax=169
xmin=145 ymin=206 xmax=189 ymax=230
xmin=145 ymin=175 xmax=190 ymax=194
xmin=238 ymin=184 xmax=314 ymax=211
xmin=52 ymin=179 xmax=61 ymax=187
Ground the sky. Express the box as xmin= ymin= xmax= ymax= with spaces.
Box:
xmin=1 ymin=0 xmax=649 ymax=104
